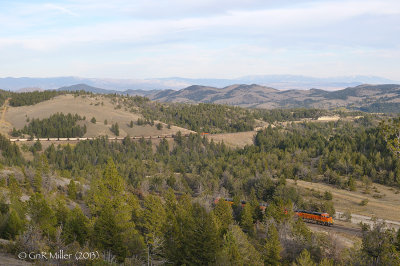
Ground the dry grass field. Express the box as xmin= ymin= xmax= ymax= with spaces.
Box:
xmin=206 ymin=131 xmax=256 ymax=148
xmin=4 ymin=94 xmax=192 ymax=138
xmin=287 ymin=179 xmax=400 ymax=223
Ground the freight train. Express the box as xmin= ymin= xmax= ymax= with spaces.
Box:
xmin=214 ymin=197 xmax=333 ymax=226
xmin=294 ymin=210 xmax=333 ymax=226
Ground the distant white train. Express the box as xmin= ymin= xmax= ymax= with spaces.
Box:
xmin=9 ymin=133 xmax=191 ymax=142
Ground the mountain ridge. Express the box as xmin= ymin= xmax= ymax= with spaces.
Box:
xmin=1 ymin=75 xmax=397 ymax=91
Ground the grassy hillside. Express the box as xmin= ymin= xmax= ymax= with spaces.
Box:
xmin=4 ymin=94 xmax=192 ymax=138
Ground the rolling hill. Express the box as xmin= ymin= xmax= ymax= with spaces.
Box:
xmin=149 ymin=83 xmax=400 ymax=112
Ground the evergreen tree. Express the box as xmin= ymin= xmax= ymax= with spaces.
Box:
xmin=63 ymin=207 xmax=89 ymax=246
xmin=264 ymin=223 xmax=282 ymax=265
xmin=67 ymin=180 xmax=77 ymax=200
xmin=240 ymin=204 xmax=254 ymax=236
xmin=140 ymin=194 xmax=166 ymax=246
xmin=27 ymin=193 xmax=57 ymax=237
xmin=213 ymin=199 xmax=233 ymax=236
xmin=218 ymin=225 xmax=263 ymax=266
xmin=183 ymin=203 xmax=220 ymax=265
xmin=294 ymin=249 xmax=316 ymax=266
xmin=33 ymin=168 xmax=42 ymax=193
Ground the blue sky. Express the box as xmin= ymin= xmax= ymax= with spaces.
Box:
xmin=0 ymin=0 xmax=399 ymax=80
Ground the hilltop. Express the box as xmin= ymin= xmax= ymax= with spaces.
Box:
xmin=149 ymin=83 xmax=400 ymax=112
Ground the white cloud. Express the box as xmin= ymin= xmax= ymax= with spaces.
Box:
xmin=0 ymin=0 xmax=399 ymax=79
xmin=42 ymin=3 xmax=78 ymax=16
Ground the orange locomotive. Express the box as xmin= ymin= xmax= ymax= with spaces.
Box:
xmin=295 ymin=210 xmax=333 ymax=226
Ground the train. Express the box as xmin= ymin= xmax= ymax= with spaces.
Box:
xmin=294 ymin=210 xmax=334 ymax=226
xmin=214 ymin=197 xmax=333 ymax=226
xmin=9 ymin=133 xmax=192 ymax=142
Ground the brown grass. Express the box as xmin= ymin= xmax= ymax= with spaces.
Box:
xmin=5 ymin=94 xmax=192 ymax=138
xmin=287 ymin=179 xmax=400 ymax=222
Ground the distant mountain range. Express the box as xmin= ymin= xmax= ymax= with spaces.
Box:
xmin=0 ymin=75 xmax=397 ymax=91
xmin=59 ymin=83 xmax=400 ymax=113
xmin=148 ymin=84 xmax=400 ymax=112
xmin=57 ymin=84 xmax=157 ymax=96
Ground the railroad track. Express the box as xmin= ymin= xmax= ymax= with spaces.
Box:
xmin=307 ymin=222 xmax=362 ymax=237
xmin=9 ymin=133 xmax=192 ymax=142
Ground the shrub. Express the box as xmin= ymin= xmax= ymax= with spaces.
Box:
xmin=360 ymin=199 xmax=369 ymax=206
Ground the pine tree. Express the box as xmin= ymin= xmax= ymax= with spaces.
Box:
xmin=33 ymin=168 xmax=42 ymax=193
xmin=184 ymin=203 xmax=220 ymax=265
xmin=240 ymin=204 xmax=254 ymax=236
xmin=294 ymin=249 xmax=316 ymax=266
xmin=67 ymin=180 xmax=77 ymax=200
xmin=140 ymin=194 xmax=166 ymax=246
xmin=218 ymin=225 xmax=263 ymax=266
xmin=63 ymin=207 xmax=89 ymax=246
xmin=27 ymin=193 xmax=57 ymax=237
xmin=88 ymin=158 xmax=138 ymax=262
xmin=213 ymin=199 xmax=233 ymax=236
xmin=1 ymin=209 xmax=25 ymax=240
xmin=264 ymin=223 xmax=282 ymax=265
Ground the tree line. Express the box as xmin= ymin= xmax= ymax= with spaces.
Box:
xmin=12 ymin=113 xmax=87 ymax=138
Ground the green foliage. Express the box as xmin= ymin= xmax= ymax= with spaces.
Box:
xmin=0 ymin=196 xmax=25 ymax=240
xmin=0 ymin=134 xmax=24 ymax=165
xmin=30 ymin=140 xmax=42 ymax=153
xmin=33 ymin=168 xmax=42 ymax=193
xmin=21 ymin=113 xmax=86 ymax=138
xmin=9 ymin=90 xmax=65 ymax=106
xmin=87 ymin=158 xmax=139 ymax=261
xmin=323 ymin=191 xmax=333 ymax=201
xmin=294 ymin=249 xmax=316 ymax=266
xmin=91 ymin=117 xmax=96 ymax=123
xmin=182 ymin=203 xmax=220 ymax=265
xmin=213 ymin=199 xmax=234 ymax=236
xmin=255 ymin=120 xmax=400 ymax=187
xmin=381 ymin=117 xmax=400 ymax=157
xmin=11 ymin=127 xmax=21 ymax=137
xmin=139 ymin=194 xmax=166 ymax=245
xmin=362 ymin=223 xmax=400 ymax=265
xmin=240 ymin=204 xmax=254 ymax=236
xmin=27 ymin=193 xmax=57 ymax=237
xmin=264 ymin=223 xmax=282 ymax=265
xmin=134 ymin=100 xmax=255 ymax=133
xmin=67 ymin=180 xmax=77 ymax=200
xmin=218 ymin=225 xmax=263 ymax=266
xmin=110 ymin=122 xmax=119 ymax=136
xmin=156 ymin=122 xmax=163 ymax=130
xmin=63 ymin=207 xmax=89 ymax=246
xmin=360 ymin=199 xmax=369 ymax=206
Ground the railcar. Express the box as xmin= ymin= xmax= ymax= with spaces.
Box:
xmin=295 ymin=210 xmax=333 ymax=226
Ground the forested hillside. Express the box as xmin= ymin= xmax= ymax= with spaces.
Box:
xmin=0 ymin=91 xmax=400 ymax=264
xmin=120 ymin=94 xmax=355 ymax=133
xmin=0 ymin=114 xmax=399 ymax=264
xmin=8 ymin=90 xmax=66 ymax=106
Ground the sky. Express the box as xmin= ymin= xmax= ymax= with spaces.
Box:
xmin=0 ymin=0 xmax=399 ymax=80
